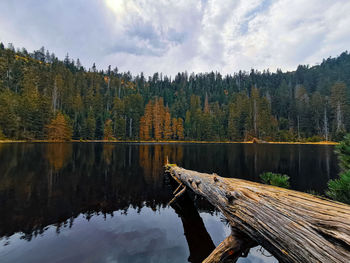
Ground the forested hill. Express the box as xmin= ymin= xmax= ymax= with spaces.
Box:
xmin=0 ymin=42 xmax=349 ymax=142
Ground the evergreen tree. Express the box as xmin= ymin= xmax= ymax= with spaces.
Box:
xmin=83 ymin=111 xmax=96 ymax=140
xmin=330 ymin=82 xmax=347 ymax=137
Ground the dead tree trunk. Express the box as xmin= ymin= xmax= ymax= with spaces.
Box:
xmin=165 ymin=164 xmax=350 ymax=263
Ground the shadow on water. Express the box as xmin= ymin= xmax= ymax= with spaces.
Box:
xmin=0 ymin=143 xmax=338 ymax=262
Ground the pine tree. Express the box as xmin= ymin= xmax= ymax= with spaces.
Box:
xmin=95 ymin=115 xmax=104 ymax=139
xmin=112 ymin=97 xmax=126 ymax=139
xmin=310 ymin=92 xmax=323 ymax=135
xmin=204 ymin=92 xmax=209 ymax=113
xmin=228 ymin=93 xmax=250 ymax=140
xmin=330 ymin=82 xmax=347 ymax=134
xmin=83 ymin=111 xmax=96 ymax=140
xmin=251 ymin=86 xmax=259 ymax=137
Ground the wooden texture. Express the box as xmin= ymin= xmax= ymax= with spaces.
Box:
xmin=165 ymin=165 xmax=350 ymax=263
xmin=203 ymin=230 xmax=255 ymax=263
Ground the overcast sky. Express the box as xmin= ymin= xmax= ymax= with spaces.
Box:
xmin=0 ymin=0 xmax=349 ymax=76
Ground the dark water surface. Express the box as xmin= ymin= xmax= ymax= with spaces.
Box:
xmin=0 ymin=143 xmax=338 ymax=263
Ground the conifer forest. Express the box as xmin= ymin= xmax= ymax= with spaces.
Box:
xmin=1 ymin=43 xmax=350 ymax=142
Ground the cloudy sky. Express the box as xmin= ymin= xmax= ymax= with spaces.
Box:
xmin=0 ymin=0 xmax=349 ymax=76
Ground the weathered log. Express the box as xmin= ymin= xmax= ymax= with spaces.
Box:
xmin=165 ymin=164 xmax=350 ymax=263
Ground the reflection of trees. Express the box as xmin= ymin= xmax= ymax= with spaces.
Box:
xmin=46 ymin=143 xmax=72 ymax=171
xmin=102 ymin=143 xmax=115 ymax=165
xmin=0 ymin=143 xmax=339 ymax=243
xmin=139 ymin=144 xmax=183 ymax=186
xmin=0 ymin=143 xmax=174 ymax=240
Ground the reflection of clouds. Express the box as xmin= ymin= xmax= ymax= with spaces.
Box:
xmin=0 ymin=207 xmax=189 ymax=263
xmin=1 ymin=205 xmax=276 ymax=263
xmin=200 ymin=212 xmax=230 ymax=246
xmin=237 ymin=246 xmax=277 ymax=263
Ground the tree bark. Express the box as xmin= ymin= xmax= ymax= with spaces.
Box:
xmin=203 ymin=230 xmax=256 ymax=263
xmin=165 ymin=164 xmax=350 ymax=263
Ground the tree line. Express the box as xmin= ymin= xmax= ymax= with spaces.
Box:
xmin=0 ymin=42 xmax=349 ymax=141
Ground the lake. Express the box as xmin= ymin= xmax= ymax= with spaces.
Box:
xmin=0 ymin=143 xmax=338 ymax=263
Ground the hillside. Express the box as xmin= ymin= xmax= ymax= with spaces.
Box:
xmin=0 ymin=43 xmax=349 ymax=141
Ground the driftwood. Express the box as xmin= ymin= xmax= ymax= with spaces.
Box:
xmin=165 ymin=164 xmax=350 ymax=263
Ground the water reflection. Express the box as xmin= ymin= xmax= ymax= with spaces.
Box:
xmin=0 ymin=143 xmax=338 ymax=262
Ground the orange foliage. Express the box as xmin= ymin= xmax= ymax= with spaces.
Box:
xmin=46 ymin=113 xmax=72 ymax=141
xmin=177 ymin=118 xmax=184 ymax=140
xmin=163 ymin=109 xmax=172 ymax=140
xmin=172 ymin=118 xmax=178 ymax=139
xmin=140 ymin=101 xmax=153 ymax=140
xmin=103 ymin=119 xmax=115 ymax=140
xmin=139 ymin=97 xmax=184 ymax=140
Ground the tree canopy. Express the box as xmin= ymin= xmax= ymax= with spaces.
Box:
xmin=0 ymin=43 xmax=350 ymax=141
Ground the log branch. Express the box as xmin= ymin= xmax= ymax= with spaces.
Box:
xmin=168 ymin=186 xmax=186 ymax=206
xmin=203 ymin=230 xmax=256 ymax=263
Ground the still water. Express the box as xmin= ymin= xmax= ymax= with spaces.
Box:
xmin=0 ymin=143 xmax=338 ymax=263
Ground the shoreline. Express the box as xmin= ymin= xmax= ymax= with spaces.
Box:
xmin=0 ymin=139 xmax=339 ymax=145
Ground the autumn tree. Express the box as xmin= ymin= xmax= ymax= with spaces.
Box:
xmin=163 ymin=109 xmax=172 ymax=140
xmin=139 ymin=100 xmax=153 ymax=140
xmin=176 ymin=118 xmax=184 ymax=140
xmin=172 ymin=118 xmax=178 ymax=139
xmin=103 ymin=119 xmax=114 ymax=140
xmin=153 ymin=97 xmax=165 ymax=140
xmin=46 ymin=112 xmax=72 ymax=141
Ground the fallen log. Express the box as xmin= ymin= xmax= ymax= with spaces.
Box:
xmin=165 ymin=164 xmax=350 ymax=263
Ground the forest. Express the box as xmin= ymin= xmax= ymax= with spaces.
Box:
xmin=0 ymin=42 xmax=349 ymax=142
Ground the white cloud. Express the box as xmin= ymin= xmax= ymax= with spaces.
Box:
xmin=0 ymin=0 xmax=349 ymax=76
